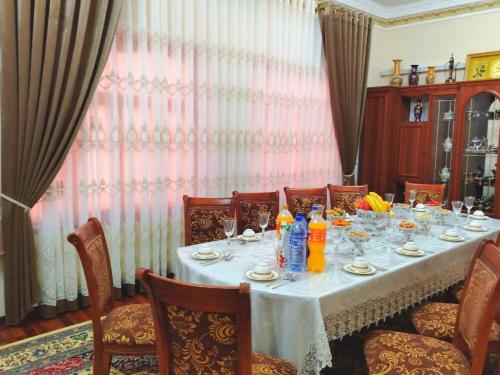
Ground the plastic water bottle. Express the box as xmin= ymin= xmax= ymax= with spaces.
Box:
xmin=287 ymin=213 xmax=308 ymax=272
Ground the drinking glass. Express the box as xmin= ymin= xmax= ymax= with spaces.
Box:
xmin=223 ymin=218 xmax=236 ymax=246
xmin=259 ymin=212 xmax=270 ymax=238
xmin=464 ymin=196 xmax=475 ymax=216
xmin=384 ymin=193 xmax=394 ymax=206
xmin=451 ymin=201 xmax=463 ymax=230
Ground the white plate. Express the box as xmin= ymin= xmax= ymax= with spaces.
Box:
xmin=237 ymin=234 xmax=260 ymax=242
xmin=244 ymin=270 xmax=279 ymax=281
xmin=439 ymin=234 xmax=465 ymax=242
xmin=413 ymin=208 xmax=426 ymax=212
xmin=395 ymin=248 xmax=425 ymax=257
xmin=190 ymin=251 xmax=220 ymax=260
xmin=468 ymin=215 xmax=487 ymax=220
xmin=342 ymin=264 xmax=376 ymax=275
xmin=463 ymin=225 xmax=488 ymax=232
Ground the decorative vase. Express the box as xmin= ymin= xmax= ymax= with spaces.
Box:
xmin=390 ymin=59 xmax=403 ymax=87
xmin=426 ymin=66 xmax=436 ymax=84
xmin=439 ymin=167 xmax=450 ymax=182
xmin=409 ymin=64 xmax=419 ymax=86
xmin=414 ymin=98 xmax=424 ymax=121
xmin=442 ymin=136 xmax=453 ymax=152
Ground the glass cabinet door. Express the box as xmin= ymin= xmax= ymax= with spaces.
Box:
xmin=461 ymin=93 xmax=500 ymax=214
xmin=430 ymin=95 xmax=456 ymax=203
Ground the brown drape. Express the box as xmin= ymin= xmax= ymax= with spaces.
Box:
xmin=319 ymin=5 xmax=373 ymax=184
xmin=0 ymin=0 xmax=122 ymax=325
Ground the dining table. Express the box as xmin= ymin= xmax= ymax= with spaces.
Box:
xmin=175 ymin=215 xmax=500 ymax=375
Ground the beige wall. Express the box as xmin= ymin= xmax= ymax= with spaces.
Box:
xmin=368 ymin=10 xmax=500 ymax=87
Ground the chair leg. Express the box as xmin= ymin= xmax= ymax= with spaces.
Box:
xmin=93 ymin=349 xmax=112 ymax=375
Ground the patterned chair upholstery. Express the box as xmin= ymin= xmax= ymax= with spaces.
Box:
xmin=411 ymin=302 xmax=500 ymax=342
xmin=233 ymin=191 xmax=279 ymax=235
xmin=102 ymin=304 xmax=155 ymax=346
xmin=67 ymin=218 xmax=156 ymax=375
xmin=283 ymin=187 xmax=327 ymax=218
xmin=365 ymin=240 xmax=500 ymax=375
xmin=137 ymin=269 xmax=297 ymax=375
xmin=327 ymin=184 xmax=368 ymax=215
xmin=404 ymin=182 xmax=446 ymax=204
xmin=364 ymin=330 xmax=471 ymax=374
xmin=183 ymin=195 xmax=236 ymax=245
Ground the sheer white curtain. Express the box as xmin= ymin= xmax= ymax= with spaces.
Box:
xmin=33 ymin=0 xmax=341 ymax=308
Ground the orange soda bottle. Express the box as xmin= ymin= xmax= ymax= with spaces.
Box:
xmin=276 ymin=205 xmax=294 ymax=236
xmin=307 ymin=209 xmax=327 ymax=272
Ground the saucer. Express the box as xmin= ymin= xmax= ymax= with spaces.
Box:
xmin=413 ymin=208 xmax=426 ymax=212
xmin=342 ymin=264 xmax=376 ymax=275
xmin=237 ymin=235 xmax=260 ymax=242
xmin=463 ymin=225 xmax=488 ymax=232
xmin=244 ymin=270 xmax=279 ymax=281
xmin=190 ymin=251 xmax=220 ymax=260
xmin=468 ymin=215 xmax=487 ymax=220
xmin=395 ymin=248 xmax=425 ymax=257
xmin=439 ymin=234 xmax=465 ymax=242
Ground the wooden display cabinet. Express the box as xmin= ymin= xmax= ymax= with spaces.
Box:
xmin=359 ymin=79 xmax=500 ymax=217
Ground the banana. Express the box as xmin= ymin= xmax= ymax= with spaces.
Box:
xmin=365 ymin=194 xmax=382 ymax=212
xmin=369 ymin=192 xmax=386 ymax=212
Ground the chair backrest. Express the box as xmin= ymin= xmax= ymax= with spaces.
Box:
xmin=453 ymin=240 xmax=500 ymax=374
xmin=283 ymin=187 xmax=327 ymax=218
xmin=137 ymin=269 xmax=252 ymax=375
xmin=232 ymin=191 xmax=280 ymax=235
xmin=404 ymin=182 xmax=446 ymax=204
xmin=67 ymin=218 xmax=114 ymax=340
xmin=183 ymin=195 xmax=236 ymax=246
xmin=327 ymin=184 xmax=368 ymax=215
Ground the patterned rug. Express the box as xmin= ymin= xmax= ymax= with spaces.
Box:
xmin=0 ymin=321 xmax=157 ymax=374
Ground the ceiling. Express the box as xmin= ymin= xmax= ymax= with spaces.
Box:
xmin=334 ymin=0 xmax=488 ymax=19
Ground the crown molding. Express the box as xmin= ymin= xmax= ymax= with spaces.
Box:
xmin=316 ymin=0 xmax=500 ymax=27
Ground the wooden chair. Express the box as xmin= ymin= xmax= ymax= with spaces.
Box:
xmin=232 ymin=191 xmax=280 ymax=235
xmin=404 ymin=181 xmax=446 ymax=204
xmin=453 ymin=232 xmax=500 ymax=301
xmin=183 ymin=195 xmax=236 ymax=246
xmin=411 ymin=239 xmax=500 ymax=373
xmin=137 ymin=268 xmax=297 ymax=374
xmin=283 ymin=187 xmax=327 ymax=218
xmin=67 ymin=218 xmax=155 ymax=375
xmin=364 ymin=240 xmax=500 ymax=375
xmin=327 ymin=184 xmax=368 ymax=215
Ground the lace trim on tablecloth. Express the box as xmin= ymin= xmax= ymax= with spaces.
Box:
xmin=300 ymin=334 xmax=332 ymax=375
xmin=323 ymin=263 xmax=468 ymax=341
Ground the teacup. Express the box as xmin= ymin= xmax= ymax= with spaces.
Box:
xmin=469 ymin=220 xmax=482 ymax=228
xmin=351 ymin=257 xmax=370 ymax=270
xmin=254 ymin=262 xmax=271 ymax=275
xmin=415 ymin=203 xmax=426 ymax=210
xmin=403 ymin=241 xmax=418 ymax=252
xmin=444 ymin=229 xmax=459 ymax=238
xmin=198 ymin=246 xmax=214 ymax=255
xmin=243 ymin=228 xmax=256 ymax=238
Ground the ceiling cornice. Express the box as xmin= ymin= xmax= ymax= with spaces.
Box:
xmin=316 ymin=0 xmax=500 ymax=27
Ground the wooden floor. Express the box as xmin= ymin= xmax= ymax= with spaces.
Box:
xmin=0 ymin=294 xmax=148 ymax=345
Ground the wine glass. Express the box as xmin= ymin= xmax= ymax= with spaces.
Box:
xmin=259 ymin=212 xmax=270 ymax=239
xmin=384 ymin=193 xmax=394 ymax=206
xmin=408 ymin=190 xmax=417 ymax=209
xmin=451 ymin=201 xmax=463 ymax=230
xmin=223 ymin=218 xmax=236 ymax=246
xmin=465 ymin=196 xmax=475 ymax=216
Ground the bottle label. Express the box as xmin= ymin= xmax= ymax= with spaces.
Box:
xmin=309 ymin=229 xmax=326 ymax=242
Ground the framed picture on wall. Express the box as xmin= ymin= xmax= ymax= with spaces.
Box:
xmin=465 ymin=50 xmax=500 ymax=81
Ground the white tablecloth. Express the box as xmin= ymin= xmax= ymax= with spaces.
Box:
xmin=176 ymin=217 xmax=500 ymax=374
